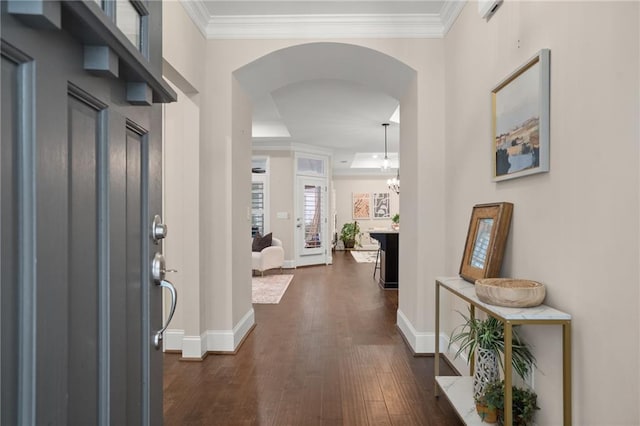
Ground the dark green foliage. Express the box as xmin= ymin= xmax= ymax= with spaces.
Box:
xmin=448 ymin=310 xmax=536 ymax=380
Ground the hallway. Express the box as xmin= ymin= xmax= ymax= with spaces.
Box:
xmin=163 ymin=252 xmax=462 ymax=425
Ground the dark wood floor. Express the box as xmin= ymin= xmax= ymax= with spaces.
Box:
xmin=163 ymin=251 xmax=462 ymax=425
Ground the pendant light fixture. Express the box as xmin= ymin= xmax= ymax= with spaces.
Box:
xmin=381 ymin=123 xmax=390 ymax=170
xmin=381 ymin=123 xmax=399 ymax=194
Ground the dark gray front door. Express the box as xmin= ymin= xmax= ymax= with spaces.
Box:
xmin=1 ymin=1 xmax=175 ymax=424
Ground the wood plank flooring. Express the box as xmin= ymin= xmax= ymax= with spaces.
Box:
xmin=163 ymin=251 xmax=463 ymax=425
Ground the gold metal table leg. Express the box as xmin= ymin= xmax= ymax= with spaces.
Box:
xmin=435 ymin=283 xmax=440 ymax=397
xmin=504 ymin=321 xmax=513 ymax=426
xmin=563 ymin=321 xmax=572 ymax=425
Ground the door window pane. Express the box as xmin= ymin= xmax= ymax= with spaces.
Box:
xmin=116 ymin=1 xmax=141 ymax=50
xmin=304 ymin=185 xmax=322 ymax=249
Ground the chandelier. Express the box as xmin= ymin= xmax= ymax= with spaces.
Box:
xmin=387 ymin=169 xmax=400 ymax=194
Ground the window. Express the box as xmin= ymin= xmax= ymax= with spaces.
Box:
xmin=251 ymin=181 xmax=265 ymax=237
xmin=251 ymin=157 xmax=269 ymax=237
xmin=296 ymin=156 xmax=325 ymax=177
xmin=116 ymin=1 xmax=141 ymax=49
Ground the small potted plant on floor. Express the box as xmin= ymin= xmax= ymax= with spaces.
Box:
xmin=340 ymin=221 xmax=361 ymax=249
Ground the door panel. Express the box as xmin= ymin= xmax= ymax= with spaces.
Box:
xmin=1 ymin=55 xmax=19 ymax=426
xmin=67 ymin=94 xmax=102 ymax=425
xmin=126 ymin=127 xmax=144 ymax=425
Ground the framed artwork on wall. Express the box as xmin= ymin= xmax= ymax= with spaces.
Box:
xmin=372 ymin=192 xmax=390 ymax=219
xmin=459 ymin=202 xmax=513 ymax=283
xmin=492 ymin=49 xmax=550 ymax=181
xmin=352 ymin=193 xmax=370 ymax=219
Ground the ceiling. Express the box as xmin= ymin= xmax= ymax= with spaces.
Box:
xmin=181 ymin=1 xmax=466 ymax=175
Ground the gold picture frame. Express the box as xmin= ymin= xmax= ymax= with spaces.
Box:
xmin=459 ymin=202 xmax=514 ymax=283
xmin=492 ymin=49 xmax=550 ymax=181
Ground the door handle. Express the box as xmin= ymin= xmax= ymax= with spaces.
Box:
xmin=153 ymin=279 xmax=177 ymax=349
xmin=151 ymin=252 xmax=178 ymax=282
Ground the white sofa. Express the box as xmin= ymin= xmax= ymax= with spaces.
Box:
xmin=252 ymin=237 xmax=284 ymax=275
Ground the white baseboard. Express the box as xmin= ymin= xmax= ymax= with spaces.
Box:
xmin=182 ymin=333 xmax=207 ymax=359
xmin=163 ymin=329 xmax=184 ymax=352
xmin=233 ymin=308 xmax=255 ymax=349
xmin=396 ymin=310 xmax=469 ymax=374
xmin=396 ymin=309 xmax=447 ymax=354
xmin=447 ymin=340 xmax=470 ymax=376
xmin=206 ymin=308 xmax=255 ymax=352
xmin=283 ymin=260 xmax=296 ymax=269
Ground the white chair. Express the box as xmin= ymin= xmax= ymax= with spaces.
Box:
xmin=252 ymin=237 xmax=284 ymax=276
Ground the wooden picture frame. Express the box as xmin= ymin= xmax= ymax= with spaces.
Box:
xmin=492 ymin=49 xmax=550 ymax=181
xmin=459 ymin=202 xmax=514 ymax=283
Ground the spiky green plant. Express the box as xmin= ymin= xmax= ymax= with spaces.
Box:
xmin=448 ymin=310 xmax=536 ymax=380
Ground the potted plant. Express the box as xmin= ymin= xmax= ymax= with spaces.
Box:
xmin=391 ymin=213 xmax=399 ymax=230
xmin=475 ymin=380 xmax=503 ymax=423
xmin=340 ymin=221 xmax=361 ymax=249
xmin=448 ymin=310 xmax=536 ymax=401
xmin=476 ymin=380 xmax=540 ymax=426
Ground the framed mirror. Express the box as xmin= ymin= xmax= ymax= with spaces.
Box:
xmin=459 ymin=202 xmax=513 ymax=283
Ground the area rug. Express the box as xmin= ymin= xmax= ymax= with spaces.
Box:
xmin=350 ymin=250 xmax=378 ymax=263
xmin=252 ymin=274 xmax=294 ymax=304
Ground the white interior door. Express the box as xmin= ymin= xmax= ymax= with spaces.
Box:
xmin=296 ymin=176 xmax=328 ymax=267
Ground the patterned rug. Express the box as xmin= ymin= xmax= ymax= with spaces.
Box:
xmin=350 ymin=250 xmax=378 ymax=263
xmin=252 ymin=274 xmax=294 ymax=304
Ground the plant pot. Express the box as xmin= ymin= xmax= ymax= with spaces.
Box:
xmin=343 ymin=239 xmax=355 ymax=249
xmin=476 ymin=403 xmax=498 ymax=424
xmin=474 ymin=347 xmax=500 ymax=400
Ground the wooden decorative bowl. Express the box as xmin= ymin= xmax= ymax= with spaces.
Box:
xmin=475 ymin=278 xmax=546 ymax=308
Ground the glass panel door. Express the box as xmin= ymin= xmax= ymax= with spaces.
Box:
xmin=296 ymin=176 xmax=327 ymax=266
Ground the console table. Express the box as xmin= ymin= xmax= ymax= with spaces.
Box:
xmin=434 ymin=276 xmax=572 ymax=425
xmin=369 ymin=230 xmax=399 ymax=289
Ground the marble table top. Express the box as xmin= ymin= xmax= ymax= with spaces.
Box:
xmin=436 ymin=276 xmax=571 ymax=321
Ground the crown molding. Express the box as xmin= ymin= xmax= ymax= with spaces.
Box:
xmin=440 ymin=0 xmax=467 ymax=35
xmin=204 ymin=13 xmax=444 ymax=39
xmin=179 ymin=0 xmax=210 ymax=38
xmin=179 ymin=1 xmax=467 ymax=39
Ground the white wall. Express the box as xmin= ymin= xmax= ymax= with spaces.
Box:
xmin=162 ymin=80 xmax=203 ymax=356
xmin=252 ymin=150 xmax=295 ymax=262
xmin=162 ymin=1 xmax=208 ymax=357
xmin=443 ymin=2 xmax=639 ymax=424
xmin=333 ymin=176 xmax=399 ymax=248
